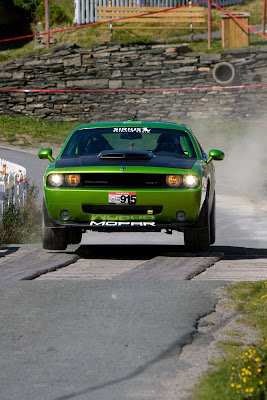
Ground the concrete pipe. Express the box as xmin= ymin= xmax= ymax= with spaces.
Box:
xmin=212 ymin=62 xmax=236 ymax=85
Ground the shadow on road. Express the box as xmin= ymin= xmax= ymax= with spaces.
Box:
xmin=0 ymin=246 xmax=20 ymax=258
xmin=76 ymin=244 xmax=267 ymax=261
xmin=212 ymin=246 xmax=267 ymax=259
xmin=54 ymin=333 xmax=190 ymax=400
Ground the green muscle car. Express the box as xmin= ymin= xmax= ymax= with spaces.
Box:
xmin=38 ymin=121 xmax=224 ymax=251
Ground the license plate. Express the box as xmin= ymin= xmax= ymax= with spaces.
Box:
xmin=109 ymin=192 xmax=136 ymax=205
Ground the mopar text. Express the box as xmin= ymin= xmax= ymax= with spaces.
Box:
xmin=89 ymin=221 xmax=156 ymax=227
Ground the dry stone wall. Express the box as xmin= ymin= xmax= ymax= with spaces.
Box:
xmin=0 ymin=43 xmax=266 ymax=122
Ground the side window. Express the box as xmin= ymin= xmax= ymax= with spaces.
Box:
xmin=62 ymin=131 xmax=92 ymax=156
xmin=196 ymin=140 xmax=208 ymax=160
xmin=180 ymin=135 xmax=195 ymax=157
xmin=180 ymin=137 xmax=187 ymax=153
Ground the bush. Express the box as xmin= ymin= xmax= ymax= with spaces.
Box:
xmin=36 ymin=2 xmax=72 ymax=26
xmin=0 ymin=180 xmax=41 ymax=244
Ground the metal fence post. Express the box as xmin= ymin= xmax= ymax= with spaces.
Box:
xmin=19 ymin=178 xmax=24 ymax=208
xmin=0 ymin=181 xmax=5 ymax=221
xmin=263 ymin=0 xmax=266 ymax=34
xmin=7 ymin=176 xmax=12 ymax=207
xmin=14 ymin=174 xmax=18 ymax=209
xmin=109 ymin=0 xmax=114 ymax=42
xmin=45 ymin=0 xmax=50 ymax=48
xmin=208 ymin=0 xmax=212 ymax=49
xmin=189 ymin=1 xmax=194 ymax=41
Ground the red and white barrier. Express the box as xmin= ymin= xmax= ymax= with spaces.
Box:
xmin=0 ymin=159 xmax=26 ymax=219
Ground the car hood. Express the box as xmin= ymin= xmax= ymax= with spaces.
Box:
xmin=55 ymin=155 xmax=197 ymax=169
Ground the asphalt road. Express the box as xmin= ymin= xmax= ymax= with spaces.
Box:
xmin=0 ymin=280 xmax=224 ymax=400
xmin=0 ymin=146 xmax=266 ymax=400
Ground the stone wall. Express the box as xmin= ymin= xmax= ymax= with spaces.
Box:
xmin=0 ymin=43 xmax=266 ymax=122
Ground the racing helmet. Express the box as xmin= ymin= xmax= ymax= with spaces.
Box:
xmin=86 ymin=133 xmax=112 ymax=153
xmin=156 ymin=133 xmax=183 ymax=153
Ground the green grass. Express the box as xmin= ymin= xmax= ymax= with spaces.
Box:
xmin=0 ymin=115 xmax=78 ymax=147
xmin=0 ymin=43 xmax=46 ymax=63
xmin=221 ymin=329 xmax=245 ymax=338
xmin=54 ymin=0 xmax=75 ymax=19
xmin=189 ymin=281 xmax=267 ymax=400
xmin=211 ymin=0 xmax=265 ymax=26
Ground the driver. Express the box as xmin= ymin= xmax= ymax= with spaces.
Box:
xmin=154 ymin=134 xmax=184 ymax=154
xmin=86 ymin=134 xmax=113 ymax=153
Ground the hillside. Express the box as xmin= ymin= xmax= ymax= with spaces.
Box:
xmin=0 ymin=0 xmax=266 ymax=62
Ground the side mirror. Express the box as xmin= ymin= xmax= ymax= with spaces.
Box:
xmin=207 ymin=149 xmax=225 ymax=164
xmin=38 ymin=148 xmax=55 ymax=162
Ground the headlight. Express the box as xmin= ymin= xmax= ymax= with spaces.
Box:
xmin=183 ymin=175 xmax=199 ymax=188
xmin=166 ymin=175 xmax=182 ymax=188
xmin=47 ymin=174 xmax=64 ymax=187
xmin=65 ymin=174 xmax=80 ymax=187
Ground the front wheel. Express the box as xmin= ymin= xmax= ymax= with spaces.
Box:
xmin=209 ymin=193 xmax=216 ymax=245
xmin=42 ymin=225 xmax=68 ymax=251
xmin=184 ymin=227 xmax=210 ymax=251
xmin=42 ymin=203 xmax=68 ymax=250
xmin=184 ymin=196 xmax=210 ymax=251
xmin=68 ymin=230 xmax=83 ymax=245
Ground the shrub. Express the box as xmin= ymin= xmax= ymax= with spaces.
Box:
xmin=35 ymin=2 xmax=72 ymax=26
xmin=0 ymin=180 xmax=41 ymax=244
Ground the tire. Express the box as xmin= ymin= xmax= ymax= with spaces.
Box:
xmin=209 ymin=193 xmax=216 ymax=245
xmin=184 ymin=196 xmax=210 ymax=251
xmin=184 ymin=228 xmax=210 ymax=251
xmin=42 ymin=202 xmax=68 ymax=250
xmin=68 ymin=230 xmax=82 ymax=245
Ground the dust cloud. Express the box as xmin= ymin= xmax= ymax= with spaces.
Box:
xmin=193 ymin=120 xmax=267 ymax=199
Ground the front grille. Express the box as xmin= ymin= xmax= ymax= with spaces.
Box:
xmin=81 ymin=173 xmax=166 ymax=188
xmin=82 ymin=205 xmax=163 ymax=215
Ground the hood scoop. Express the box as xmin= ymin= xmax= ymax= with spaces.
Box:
xmin=99 ymin=150 xmax=154 ymax=160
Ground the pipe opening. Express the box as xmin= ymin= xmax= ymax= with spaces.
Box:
xmin=213 ymin=62 xmax=236 ymax=85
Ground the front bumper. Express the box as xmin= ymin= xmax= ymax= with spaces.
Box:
xmin=44 ymin=186 xmax=203 ymax=230
xmin=49 ymin=219 xmax=202 ymax=232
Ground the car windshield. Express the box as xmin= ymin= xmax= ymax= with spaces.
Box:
xmin=61 ymin=127 xmax=197 ymax=159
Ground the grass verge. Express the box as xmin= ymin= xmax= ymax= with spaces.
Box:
xmin=0 ymin=115 xmax=78 ymax=147
xmin=0 ymin=180 xmax=41 ymax=244
xmin=190 ymin=281 xmax=267 ymax=400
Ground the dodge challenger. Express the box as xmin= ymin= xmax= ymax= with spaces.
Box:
xmin=38 ymin=121 xmax=224 ymax=251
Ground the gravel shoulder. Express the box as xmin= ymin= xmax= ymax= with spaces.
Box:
xmin=166 ymin=287 xmax=259 ymax=400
